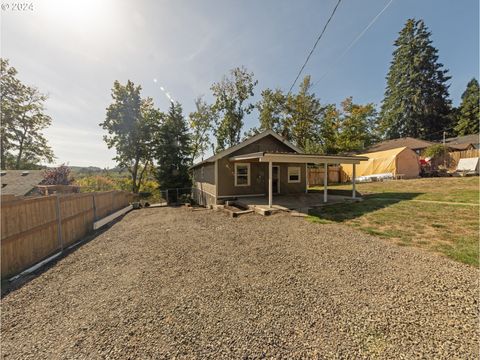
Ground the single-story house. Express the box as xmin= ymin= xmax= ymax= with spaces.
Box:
xmin=444 ymin=134 xmax=479 ymax=150
xmin=191 ymin=130 xmax=368 ymax=208
xmin=0 ymin=170 xmax=45 ymax=197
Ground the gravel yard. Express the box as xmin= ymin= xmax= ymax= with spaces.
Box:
xmin=1 ymin=207 xmax=478 ymax=359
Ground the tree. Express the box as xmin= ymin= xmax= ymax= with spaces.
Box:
xmin=155 ymin=102 xmax=191 ymax=190
xmin=379 ymin=19 xmax=452 ymax=140
xmin=336 ymin=97 xmax=378 ymax=153
xmin=100 ymin=80 xmax=160 ymax=193
xmin=256 ymin=88 xmax=288 ymax=136
xmin=211 ymin=66 xmax=257 ymax=151
xmin=189 ymin=96 xmax=216 ymax=163
xmin=454 ymin=78 xmax=479 ymax=135
xmin=0 ymin=58 xmax=54 ymax=169
xmin=286 ymin=76 xmax=324 ymax=150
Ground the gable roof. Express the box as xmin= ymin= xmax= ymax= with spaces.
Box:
xmin=191 ymin=130 xmax=302 ymax=168
xmin=445 ymin=134 xmax=479 ymax=146
xmin=0 ymin=170 xmax=45 ymax=196
xmin=365 ymin=137 xmax=435 ymax=153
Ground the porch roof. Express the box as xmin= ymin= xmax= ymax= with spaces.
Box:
xmin=228 ymin=152 xmax=368 ymax=165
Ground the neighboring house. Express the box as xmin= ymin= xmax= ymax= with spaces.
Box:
xmin=0 ymin=170 xmax=45 ymax=197
xmin=444 ymin=134 xmax=479 ymax=150
xmin=364 ymin=137 xmax=435 ymax=154
xmin=191 ymin=130 xmax=367 ymax=207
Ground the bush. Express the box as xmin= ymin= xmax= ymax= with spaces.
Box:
xmin=43 ymin=164 xmax=73 ymax=185
xmin=424 ymin=144 xmax=448 ymax=159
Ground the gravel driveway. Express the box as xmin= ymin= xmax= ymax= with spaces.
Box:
xmin=1 ymin=207 xmax=478 ymax=359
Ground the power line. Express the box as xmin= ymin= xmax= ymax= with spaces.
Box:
xmin=312 ymin=0 xmax=394 ymax=89
xmin=287 ymin=0 xmax=342 ymax=95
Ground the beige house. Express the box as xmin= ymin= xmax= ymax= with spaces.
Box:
xmin=191 ymin=130 xmax=368 ymax=208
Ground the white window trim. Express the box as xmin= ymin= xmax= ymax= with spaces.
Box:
xmin=288 ymin=166 xmax=301 ymax=183
xmin=234 ymin=163 xmax=251 ymax=187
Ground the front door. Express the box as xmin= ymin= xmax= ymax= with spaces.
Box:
xmin=272 ymin=166 xmax=280 ymax=194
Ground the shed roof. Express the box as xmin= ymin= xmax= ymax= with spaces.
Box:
xmin=0 ymin=170 xmax=45 ymax=196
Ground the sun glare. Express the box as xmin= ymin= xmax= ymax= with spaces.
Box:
xmin=43 ymin=0 xmax=115 ymax=36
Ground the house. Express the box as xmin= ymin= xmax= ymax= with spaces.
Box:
xmin=0 ymin=170 xmax=45 ymax=197
xmin=444 ymin=134 xmax=479 ymax=150
xmin=364 ymin=137 xmax=435 ymax=154
xmin=191 ymin=130 xmax=368 ymax=208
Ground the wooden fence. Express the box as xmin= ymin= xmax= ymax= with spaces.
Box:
xmin=308 ymin=166 xmax=343 ymax=186
xmin=1 ymin=190 xmax=135 ymax=279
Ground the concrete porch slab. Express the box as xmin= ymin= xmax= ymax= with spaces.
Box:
xmin=236 ymin=193 xmax=362 ymax=216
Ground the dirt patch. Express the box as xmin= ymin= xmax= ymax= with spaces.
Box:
xmin=1 ymin=207 xmax=478 ymax=359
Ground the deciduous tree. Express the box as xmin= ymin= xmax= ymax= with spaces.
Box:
xmin=0 ymin=58 xmax=54 ymax=169
xmin=101 ymin=80 xmax=160 ymax=193
xmin=211 ymin=66 xmax=257 ymax=151
xmin=189 ymin=96 xmax=216 ymax=163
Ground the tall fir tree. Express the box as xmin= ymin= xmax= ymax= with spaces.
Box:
xmin=379 ymin=19 xmax=452 ymax=140
xmin=155 ymin=102 xmax=191 ymax=190
xmin=454 ymin=78 xmax=479 ymax=136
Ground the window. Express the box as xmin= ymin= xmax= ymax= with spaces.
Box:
xmin=234 ymin=163 xmax=250 ymax=186
xmin=288 ymin=167 xmax=301 ymax=183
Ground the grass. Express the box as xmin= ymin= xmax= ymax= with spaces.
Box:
xmin=308 ymin=177 xmax=479 ymax=266
xmin=311 ymin=177 xmax=479 ymax=204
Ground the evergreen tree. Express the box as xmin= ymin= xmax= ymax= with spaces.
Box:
xmin=454 ymin=78 xmax=479 ymax=135
xmin=379 ymin=19 xmax=451 ymax=140
xmin=155 ymin=102 xmax=191 ymax=190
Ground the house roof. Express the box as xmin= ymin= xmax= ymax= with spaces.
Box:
xmin=0 ymin=170 xmax=45 ymax=196
xmin=190 ymin=130 xmax=303 ymax=168
xmin=365 ymin=137 xmax=435 ymax=153
xmin=445 ymin=134 xmax=479 ymax=146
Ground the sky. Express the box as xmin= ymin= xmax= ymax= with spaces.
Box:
xmin=1 ymin=0 xmax=478 ymax=168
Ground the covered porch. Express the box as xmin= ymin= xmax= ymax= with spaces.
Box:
xmin=229 ymin=152 xmax=368 ymax=209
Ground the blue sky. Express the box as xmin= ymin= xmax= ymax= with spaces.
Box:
xmin=2 ymin=0 xmax=478 ymax=167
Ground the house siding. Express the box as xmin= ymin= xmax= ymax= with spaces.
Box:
xmin=192 ymin=162 xmax=216 ymax=206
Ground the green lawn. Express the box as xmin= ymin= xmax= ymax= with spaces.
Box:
xmin=308 ymin=177 xmax=479 ymax=266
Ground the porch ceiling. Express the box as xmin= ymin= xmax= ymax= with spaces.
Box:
xmin=229 ymin=152 xmax=368 ymax=165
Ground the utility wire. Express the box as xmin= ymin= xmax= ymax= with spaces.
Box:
xmin=287 ymin=0 xmax=342 ymax=95
xmin=312 ymin=0 xmax=394 ymax=89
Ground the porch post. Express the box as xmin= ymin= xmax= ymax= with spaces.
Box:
xmin=305 ymin=164 xmax=308 ymax=194
xmin=323 ymin=162 xmax=328 ymax=203
xmin=352 ymin=163 xmax=356 ymax=199
xmin=268 ymin=161 xmax=273 ymax=208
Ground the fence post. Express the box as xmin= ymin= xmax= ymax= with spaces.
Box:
xmin=111 ymin=191 xmax=115 ymax=213
xmin=166 ymin=189 xmax=169 ymax=204
xmin=55 ymin=195 xmax=64 ymax=251
xmin=92 ymin=193 xmax=97 ymax=221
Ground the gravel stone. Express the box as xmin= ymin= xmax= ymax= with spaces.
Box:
xmin=1 ymin=207 xmax=478 ymax=359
